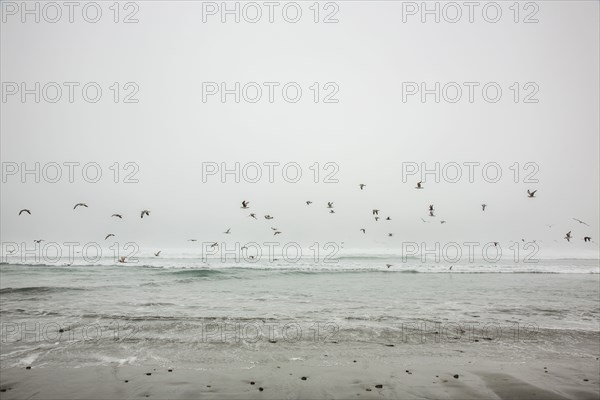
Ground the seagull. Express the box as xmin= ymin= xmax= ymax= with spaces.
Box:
xmin=359 ymin=184 xmax=366 ymax=190
xmin=493 ymin=242 xmax=498 ymax=247
xmin=118 ymin=256 xmax=126 ymax=263
xmin=241 ymin=246 xmax=248 ymax=250
xmin=105 ymin=234 xmax=115 ymax=240
xmin=271 ymin=227 xmax=278 ymax=231
xmin=7 ymin=249 xmax=15 ymax=254
xmin=375 ymin=216 xmax=380 ymax=221
xmin=360 ymin=229 xmax=366 ymax=233
xmin=372 ymin=209 xmax=379 ymax=215
xmin=481 ymin=204 xmax=487 ymax=211
xmin=111 ymin=214 xmax=122 ymax=218
xmin=386 ymin=217 xmax=391 ymax=221
xmin=527 ymin=190 xmax=537 ymax=198
xmin=415 ymin=181 xmax=423 ymax=189
xmin=265 ymin=215 xmax=273 ymax=220
xmin=306 ymin=201 xmax=312 ymax=205
xmin=224 ymin=228 xmax=231 ymax=234
xmin=429 ymin=210 xmax=435 ymax=217
xmin=429 ymin=205 xmax=434 ymax=211
xmin=573 ymin=218 xmax=590 ymax=227
xmin=420 ymin=218 xmax=429 ymax=223
xmin=584 ymin=236 xmax=591 ymax=242
xmin=249 ymin=213 xmax=257 ymax=219
xmin=210 ymin=242 xmax=218 ymax=248
xmin=241 ymin=200 xmax=249 ymax=209
xmin=141 ymin=210 xmax=150 ymax=218
xmin=440 ymin=220 xmax=446 ymax=224
xmin=18 ymin=209 xmax=31 ymax=215
xmin=386 ymin=264 xmax=392 ymax=268
xmin=330 ymin=210 xmax=335 ymax=214
xmin=449 ymin=266 xmax=453 ymax=270
xmin=34 ymin=239 xmax=43 ymax=244
xmin=388 ymin=233 xmax=393 ymax=237
xmin=327 ymin=202 xmax=334 ymax=208
xmin=73 ymin=203 xmax=88 ymax=209
xmin=546 ymin=224 xmax=555 ymax=228
xmin=154 ymin=251 xmax=161 ymax=256
xmin=188 ymin=239 xmax=197 ymax=242
xmin=274 ymin=231 xmax=282 ymax=235
xmin=564 ymin=231 xmax=572 ymax=242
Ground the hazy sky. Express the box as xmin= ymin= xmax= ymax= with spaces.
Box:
xmin=1 ymin=1 xmax=598 ymax=257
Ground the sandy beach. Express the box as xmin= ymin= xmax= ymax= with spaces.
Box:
xmin=1 ymin=339 xmax=598 ymax=399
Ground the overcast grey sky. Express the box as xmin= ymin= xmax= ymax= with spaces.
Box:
xmin=1 ymin=1 xmax=598 ymax=257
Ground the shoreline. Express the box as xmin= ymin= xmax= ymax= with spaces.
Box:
xmin=1 ymin=350 xmax=598 ymax=399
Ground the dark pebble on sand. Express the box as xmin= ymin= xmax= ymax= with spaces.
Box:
xmin=59 ymin=329 xmax=64 ymax=333
xmin=259 ymin=387 xmax=264 ymax=391
xmin=207 ymin=385 xmax=211 ymax=388
xmin=125 ymin=380 xmax=129 ymax=383
xmin=353 ymin=360 xmax=357 ymax=363
xmin=474 ymin=339 xmax=479 ymax=342
xmin=584 ymin=379 xmax=589 ymax=382
xmin=0 ymin=389 xmax=6 ymax=392
xmin=375 ymin=384 xmax=383 ymax=389
xmin=269 ymin=340 xmax=277 ymax=343
xmin=385 ymin=344 xmax=394 ymax=347
xmin=25 ymin=366 xmax=31 ymax=370
xmin=301 ymin=377 xmax=307 ymax=381
xmin=453 ymin=375 xmax=459 ymax=379
xmin=146 ymin=373 xmax=152 ymax=376
xmin=250 ymin=382 xmax=255 ymax=385
xmin=168 ymin=369 xmax=173 ymax=372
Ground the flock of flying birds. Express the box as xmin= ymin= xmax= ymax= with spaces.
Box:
xmin=13 ymin=181 xmax=594 ymax=264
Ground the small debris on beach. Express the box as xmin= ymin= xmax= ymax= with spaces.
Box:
xmin=375 ymin=384 xmax=383 ymax=389
xmin=453 ymin=374 xmax=459 ymax=379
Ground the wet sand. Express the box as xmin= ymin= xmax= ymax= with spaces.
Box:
xmin=1 ymin=350 xmax=598 ymax=399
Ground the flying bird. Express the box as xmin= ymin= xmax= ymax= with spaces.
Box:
xmin=19 ymin=209 xmax=31 ymax=215
xmin=241 ymin=200 xmax=249 ymax=209
xmin=386 ymin=264 xmax=392 ymax=268
xmin=386 ymin=217 xmax=391 ymax=221
xmin=388 ymin=233 xmax=393 ymax=237
xmin=481 ymin=204 xmax=487 ymax=211
xmin=327 ymin=202 xmax=334 ymax=208
xmin=141 ymin=210 xmax=150 ymax=218
xmin=105 ymin=234 xmax=115 ymax=240
xmin=264 ymin=215 xmax=274 ymax=220
xmin=527 ymin=190 xmax=537 ymax=198
xmin=274 ymin=231 xmax=282 ymax=235
xmin=493 ymin=242 xmax=498 ymax=247
xmin=429 ymin=210 xmax=435 ymax=217
xmin=210 ymin=242 xmax=218 ymax=248
xmin=154 ymin=251 xmax=161 ymax=256
xmin=271 ymin=227 xmax=278 ymax=231
xmin=118 ymin=256 xmax=126 ymax=263
xmin=564 ymin=231 xmax=572 ymax=242
xmin=306 ymin=201 xmax=312 ymax=205
xmin=359 ymin=184 xmax=366 ymax=190
xmin=375 ymin=216 xmax=380 ymax=221
xmin=73 ymin=203 xmax=88 ymax=209
xmin=34 ymin=239 xmax=43 ymax=244
xmin=224 ymin=228 xmax=231 ymax=234
xmin=372 ymin=209 xmax=379 ymax=215
xmin=360 ymin=229 xmax=366 ymax=233
xmin=415 ymin=181 xmax=423 ymax=189
xmin=420 ymin=218 xmax=429 ymax=223
xmin=429 ymin=205 xmax=434 ymax=211
xmin=188 ymin=239 xmax=197 ymax=242
xmin=584 ymin=236 xmax=591 ymax=242
xmin=111 ymin=214 xmax=122 ymax=218
xmin=249 ymin=213 xmax=257 ymax=219
xmin=330 ymin=210 xmax=335 ymax=214
xmin=573 ymin=218 xmax=590 ymax=226
xmin=440 ymin=220 xmax=446 ymax=224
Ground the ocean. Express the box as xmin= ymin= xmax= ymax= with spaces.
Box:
xmin=1 ymin=255 xmax=599 ymax=371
